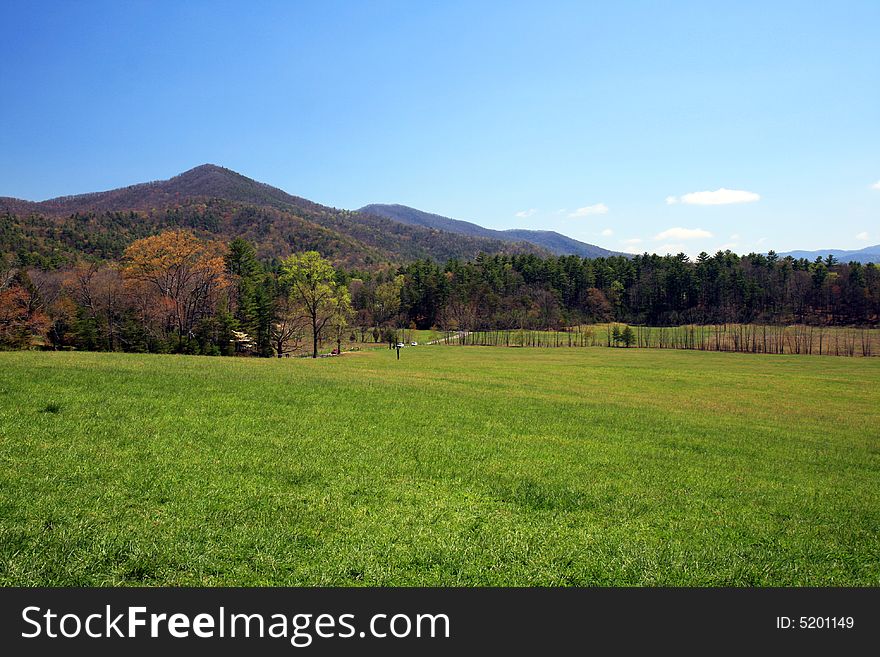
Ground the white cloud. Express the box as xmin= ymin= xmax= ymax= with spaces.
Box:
xmin=729 ymin=233 xmax=740 ymax=240
xmin=871 ymin=180 xmax=880 ymax=190
xmin=515 ymin=208 xmax=538 ymax=218
xmin=718 ymin=243 xmax=739 ymax=251
xmin=654 ymin=227 xmax=713 ymax=241
xmin=556 ymin=208 xmax=568 ymax=215
xmin=666 ymin=188 xmax=760 ymax=205
xmin=568 ymin=203 xmax=608 ymax=217
xmin=856 ymin=231 xmax=870 ymax=241
xmin=622 ymin=237 xmax=643 ymax=245
xmin=601 ymin=228 xmax=613 ymax=237
xmin=757 ymin=237 xmax=767 ymax=245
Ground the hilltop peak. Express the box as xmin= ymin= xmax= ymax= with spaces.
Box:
xmin=182 ymin=163 xmax=226 ymax=172
xmin=23 ymin=164 xmax=307 ymax=214
xmin=171 ymin=163 xmax=241 ymax=180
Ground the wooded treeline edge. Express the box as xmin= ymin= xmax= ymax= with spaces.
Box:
xmin=2 ymin=229 xmax=879 ymax=356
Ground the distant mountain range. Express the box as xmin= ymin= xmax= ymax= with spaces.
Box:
xmin=776 ymin=245 xmax=880 ymax=264
xmin=0 ymin=165 xmax=548 ymax=268
xmin=359 ymin=203 xmax=624 ymax=258
xmin=2 ymin=164 xmax=875 ymax=268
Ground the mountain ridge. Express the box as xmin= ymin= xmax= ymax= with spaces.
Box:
xmin=776 ymin=245 xmax=880 ymax=264
xmin=2 ymin=164 xmax=318 ymax=214
xmin=4 ymin=165 xmax=873 ymax=267
xmin=0 ymin=165 xmax=549 ymax=268
xmin=359 ymin=203 xmax=625 ymax=258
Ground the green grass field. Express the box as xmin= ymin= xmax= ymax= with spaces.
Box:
xmin=1 ymin=347 xmax=878 ymax=586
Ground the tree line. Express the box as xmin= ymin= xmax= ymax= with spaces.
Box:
xmin=0 ymin=231 xmax=351 ymax=357
xmin=393 ymin=251 xmax=879 ymax=330
xmin=2 ymin=231 xmax=878 ymax=354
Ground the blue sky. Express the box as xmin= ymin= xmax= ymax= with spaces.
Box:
xmin=1 ymin=0 xmax=878 ymax=255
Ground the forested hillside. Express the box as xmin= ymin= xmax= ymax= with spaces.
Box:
xmin=360 ymin=203 xmax=624 ymax=258
xmin=0 ymin=165 xmax=546 ymax=268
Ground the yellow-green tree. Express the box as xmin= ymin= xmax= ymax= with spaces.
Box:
xmin=280 ymin=251 xmax=350 ymax=358
xmin=374 ymin=274 xmax=404 ymax=327
xmin=329 ymin=292 xmax=353 ymax=356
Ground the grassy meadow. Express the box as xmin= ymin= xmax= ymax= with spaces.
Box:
xmin=1 ymin=346 xmax=878 ymax=586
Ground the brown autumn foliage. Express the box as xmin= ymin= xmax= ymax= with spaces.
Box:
xmin=0 ymin=284 xmax=50 ymax=347
xmin=62 ymin=263 xmax=127 ymax=350
xmin=122 ymin=230 xmax=229 ymax=345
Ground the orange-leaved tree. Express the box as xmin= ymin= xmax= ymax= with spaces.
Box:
xmin=122 ymin=230 xmax=229 ymax=350
xmin=0 ymin=257 xmax=49 ymax=348
xmin=0 ymin=283 xmax=50 ymax=348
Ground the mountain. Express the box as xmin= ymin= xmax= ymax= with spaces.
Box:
xmin=776 ymin=245 xmax=880 ymax=264
xmin=358 ymin=204 xmax=625 ymax=258
xmin=1 ymin=164 xmax=307 ymax=215
xmin=0 ymin=165 xmax=547 ymax=268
